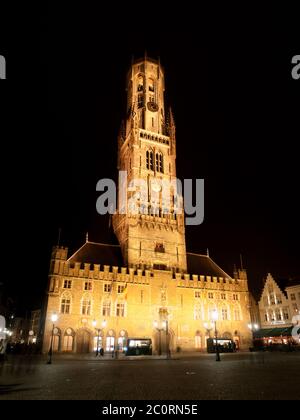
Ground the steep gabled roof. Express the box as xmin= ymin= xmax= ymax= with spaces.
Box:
xmin=187 ymin=252 xmax=232 ymax=279
xmin=67 ymin=241 xmax=123 ymax=267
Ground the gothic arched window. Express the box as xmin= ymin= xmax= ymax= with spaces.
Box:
xmin=149 ymin=78 xmax=154 ymax=92
xmin=81 ymin=295 xmax=92 ymax=316
xmin=60 ymin=292 xmax=71 ymax=314
xmin=137 ymin=75 xmax=144 ymax=92
xmin=146 ymin=150 xmax=154 ymax=171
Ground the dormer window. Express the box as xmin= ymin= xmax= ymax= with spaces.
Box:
xmin=155 ymin=243 xmax=165 ymax=253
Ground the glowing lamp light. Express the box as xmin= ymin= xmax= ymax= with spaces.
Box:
xmin=92 ymin=319 xmax=97 ymax=328
xmin=162 ymin=321 xmax=167 ymax=329
xmin=102 ymin=320 xmax=107 ymax=328
xmin=254 ymin=324 xmax=259 ymax=330
xmin=248 ymin=323 xmax=253 ymax=330
xmin=51 ymin=313 xmax=58 ymax=323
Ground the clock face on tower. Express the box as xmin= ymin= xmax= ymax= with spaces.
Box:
xmin=147 ymin=101 xmax=159 ymax=112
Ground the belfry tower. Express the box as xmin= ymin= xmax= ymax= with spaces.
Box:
xmin=113 ymin=56 xmax=187 ymax=272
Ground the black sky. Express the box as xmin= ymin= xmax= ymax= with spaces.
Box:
xmin=1 ymin=5 xmax=299 ymax=313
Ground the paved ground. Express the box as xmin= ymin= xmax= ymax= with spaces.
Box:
xmin=0 ymin=352 xmax=300 ymax=400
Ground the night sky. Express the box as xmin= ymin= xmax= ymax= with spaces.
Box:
xmin=1 ymin=6 xmax=299 ymax=313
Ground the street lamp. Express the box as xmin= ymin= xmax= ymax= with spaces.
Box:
xmin=212 ymin=309 xmax=220 ymax=362
xmin=47 ymin=313 xmax=58 ymax=365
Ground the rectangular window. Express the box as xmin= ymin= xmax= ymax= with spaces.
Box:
xmin=84 ymin=281 xmax=92 ymax=291
xmin=276 ymin=294 xmax=282 ymax=304
xmin=61 ymin=299 xmax=70 ymax=314
xmin=291 ymin=293 xmax=296 ymax=301
xmin=195 ymin=291 xmax=201 ymax=298
xmin=102 ymin=302 xmax=111 ymax=317
xmin=222 ymin=308 xmax=228 ymax=320
xmin=269 ymin=293 xmax=275 ymax=305
xmin=233 ymin=294 xmax=239 ymax=301
xmin=63 ymin=280 xmax=72 ymax=289
xmin=116 ymin=303 xmax=125 ymax=317
xmin=208 ymin=292 xmax=214 ymax=299
xmin=104 ymin=283 xmax=112 ymax=293
xmin=194 ymin=306 xmax=202 ymax=320
xmin=292 ymin=303 xmax=298 ymax=312
xmin=221 ymin=293 xmax=226 ymax=300
xmin=283 ymin=308 xmax=289 ymax=320
xmin=118 ymin=285 xmax=125 ymax=294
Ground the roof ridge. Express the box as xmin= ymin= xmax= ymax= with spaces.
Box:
xmin=186 ymin=252 xmax=208 ymax=257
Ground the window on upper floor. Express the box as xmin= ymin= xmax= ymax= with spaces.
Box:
xmin=283 ymin=307 xmax=290 ymax=320
xmin=149 ymin=78 xmax=154 ymax=92
xmin=292 ymin=303 xmax=298 ymax=313
xmin=138 ymin=93 xmax=144 ymax=108
xmin=269 ymin=293 xmax=275 ymax=305
xmin=146 ymin=150 xmax=154 ymax=171
xmin=84 ymin=281 xmax=92 ymax=291
xmin=194 ymin=305 xmax=202 ymax=320
xmin=234 ymin=309 xmax=241 ymax=321
xmin=290 ymin=293 xmax=296 ymax=301
xmin=233 ymin=294 xmax=239 ymax=301
xmin=104 ymin=283 xmax=112 ymax=293
xmin=63 ymin=280 xmax=72 ymax=289
xmin=275 ymin=308 xmax=282 ymax=321
xmin=81 ymin=298 xmax=91 ymax=316
xmin=208 ymin=292 xmax=214 ymax=299
xmin=222 ymin=308 xmax=229 ymax=321
xmin=116 ymin=303 xmax=125 ymax=317
xmin=155 ymin=243 xmax=165 ymax=253
xmin=60 ymin=293 xmax=71 ymax=314
xmin=118 ymin=285 xmax=125 ymax=294
xmin=102 ymin=301 xmax=111 ymax=317
xmin=276 ymin=294 xmax=282 ymax=304
xmin=221 ymin=293 xmax=226 ymax=300
xmin=195 ymin=291 xmax=201 ymax=298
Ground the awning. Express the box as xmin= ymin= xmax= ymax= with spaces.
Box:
xmin=253 ymin=327 xmax=293 ymax=339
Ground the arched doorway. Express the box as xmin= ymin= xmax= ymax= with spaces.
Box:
xmin=117 ymin=330 xmax=128 ymax=352
xmin=106 ymin=329 xmax=115 ymax=352
xmin=52 ymin=327 xmax=61 ymax=352
xmin=76 ymin=329 xmax=91 ymax=353
xmin=63 ymin=328 xmax=75 ymax=352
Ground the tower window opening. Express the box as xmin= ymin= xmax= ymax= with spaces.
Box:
xmin=146 ymin=150 xmax=154 ymax=170
xmin=138 ymin=94 xmax=144 ymax=109
xmin=149 ymin=78 xmax=154 ymax=92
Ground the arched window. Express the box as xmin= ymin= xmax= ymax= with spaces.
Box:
xmin=159 ymin=153 xmax=163 ymax=173
xmin=102 ymin=300 xmax=111 ymax=317
xmin=221 ymin=307 xmax=228 ymax=321
xmin=81 ymin=295 xmax=92 ymax=316
xmin=60 ymin=293 xmax=71 ymax=314
xmin=137 ymin=75 xmax=144 ymax=92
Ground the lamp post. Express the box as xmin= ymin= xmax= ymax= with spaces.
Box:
xmin=154 ymin=320 xmax=164 ymax=356
xmin=47 ymin=313 xmax=58 ymax=365
xmin=212 ymin=309 xmax=220 ymax=362
xmin=92 ymin=320 xmax=101 ymax=357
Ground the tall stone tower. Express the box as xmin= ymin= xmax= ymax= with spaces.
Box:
xmin=113 ymin=56 xmax=187 ymax=273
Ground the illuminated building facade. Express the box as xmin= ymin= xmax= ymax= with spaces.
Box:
xmin=43 ymin=57 xmax=252 ymax=354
